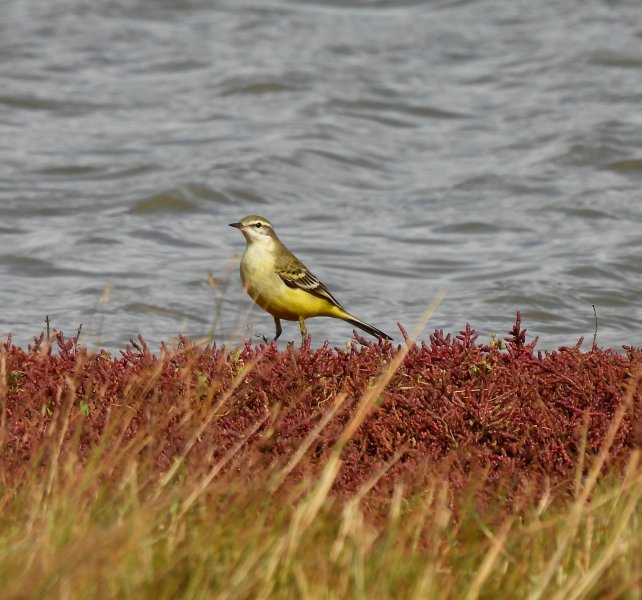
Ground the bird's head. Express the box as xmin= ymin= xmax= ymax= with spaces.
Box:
xmin=229 ymin=215 xmax=275 ymax=244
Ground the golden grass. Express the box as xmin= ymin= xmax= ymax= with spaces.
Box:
xmin=1 ymin=444 xmax=642 ymax=599
xmin=0 ymin=318 xmax=640 ymax=599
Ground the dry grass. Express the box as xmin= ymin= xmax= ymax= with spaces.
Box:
xmin=0 ymin=318 xmax=641 ymax=599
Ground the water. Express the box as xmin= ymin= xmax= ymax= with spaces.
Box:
xmin=1 ymin=0 xmax=640 ymax=351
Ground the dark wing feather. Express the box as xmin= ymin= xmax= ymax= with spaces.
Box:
xmin=275 ymin=259 xmax=344 ymax=309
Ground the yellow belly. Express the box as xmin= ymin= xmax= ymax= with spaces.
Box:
xmin=240 ymin=249 xmax=339 ymax=321
xmin=249 ymin=284 xmax=336 ymax=320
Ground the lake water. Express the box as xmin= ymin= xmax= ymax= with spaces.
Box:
xmin=1 ymin=0 xmax=641 ymax=351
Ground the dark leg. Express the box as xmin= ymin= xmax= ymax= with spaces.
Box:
xmin=273 ymin=317 xmax=282 ymax=341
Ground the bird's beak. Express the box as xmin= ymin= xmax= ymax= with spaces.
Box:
xmin=229 ymin=222 xmax=242 ymax=229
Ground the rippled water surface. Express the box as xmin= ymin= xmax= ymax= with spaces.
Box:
xmin=1 ymin=0 xmax=641 ymax=350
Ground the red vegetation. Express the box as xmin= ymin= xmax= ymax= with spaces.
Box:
xmin=1 ymin=314 xmax=641 ymax=500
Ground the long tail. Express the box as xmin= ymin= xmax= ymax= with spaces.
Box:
xmin=341 ymin=313 xmax=393 ymax=341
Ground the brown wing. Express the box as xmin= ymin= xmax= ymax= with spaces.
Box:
xmin=275 ymin=255 xmax=344 ymax=309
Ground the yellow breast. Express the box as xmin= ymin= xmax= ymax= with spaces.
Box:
xmin=240 ymin=242 xmax=338 ymax=321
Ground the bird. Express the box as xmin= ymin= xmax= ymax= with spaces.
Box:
xmin=229 ymin=215 xmax=392 ymax=342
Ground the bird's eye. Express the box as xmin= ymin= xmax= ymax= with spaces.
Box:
xmin=254 ymin=222 xmax=262 ymax=228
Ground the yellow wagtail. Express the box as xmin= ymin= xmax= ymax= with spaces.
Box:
xmin=229 ymin=215 xmax=392 ymax=341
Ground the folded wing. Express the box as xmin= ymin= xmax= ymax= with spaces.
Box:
xmin=275 ymin=260 xmax=344 ymax=309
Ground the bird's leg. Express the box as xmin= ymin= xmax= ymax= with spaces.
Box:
xmin=298 ymin=316 xmax=308 ymax=339
xmin=273 ymin=317 xmax=282 ymax=342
